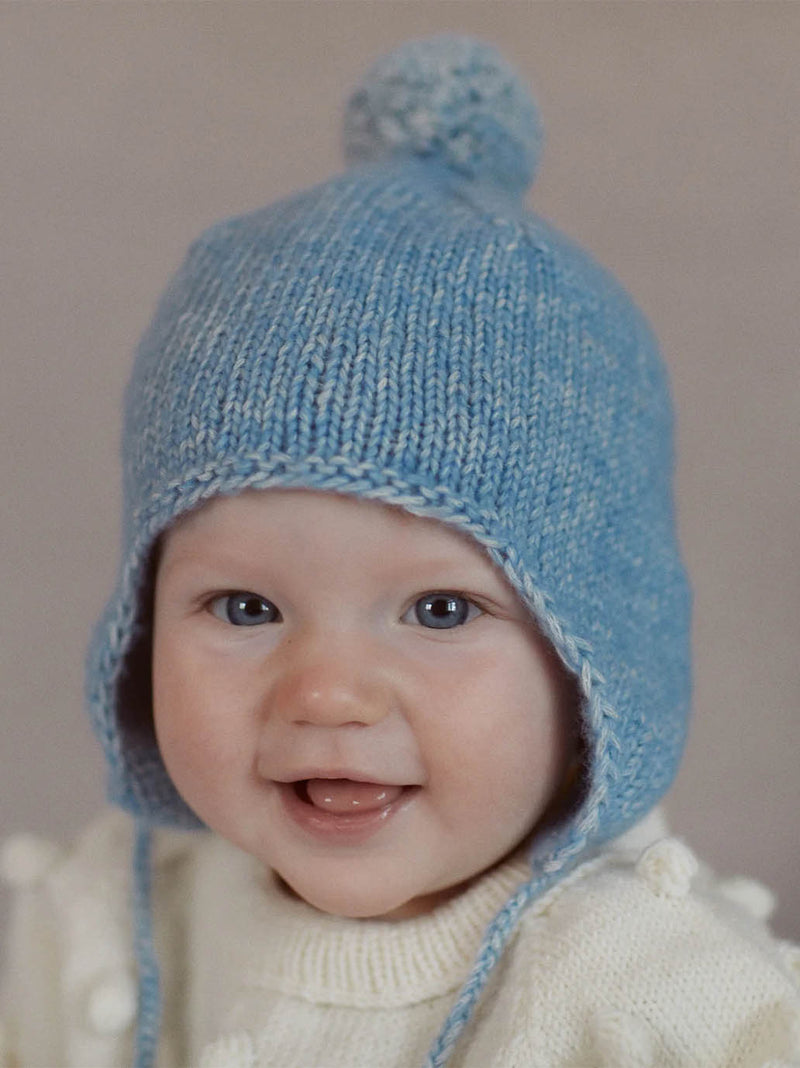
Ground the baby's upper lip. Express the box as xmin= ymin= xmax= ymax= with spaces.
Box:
xmin=269 ymin=767 xmax=417 ymax=787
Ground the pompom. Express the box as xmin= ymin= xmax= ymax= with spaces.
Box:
xmin=778 ymin=940 xmax=800 ymax=978
xmin=85 ymin=970 xmax=137 ymax=1035
xmin=590 ymin=1009 xmax=656 ymax=1067
xmin=0 ymin=832 xmax=61 ymax=888
xmin=344 ymin=34 xmax=542 ymax=198
xmin=636 ymin=838 xmax=698 ymax=899
xmin=198 ymin=1031 xmax=256 ymax=1068
xmin=772 ymin=1000 xmax=800 ymax=1057
xmin=719 ymin=875 xmax=776 ymax=921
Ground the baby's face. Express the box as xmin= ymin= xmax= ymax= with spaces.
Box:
xmin=152 ymin=489 xmax=571 ymax=919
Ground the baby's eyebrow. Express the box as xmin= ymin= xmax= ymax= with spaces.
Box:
xmin=156 ymin=547 xmax=253 ymax=581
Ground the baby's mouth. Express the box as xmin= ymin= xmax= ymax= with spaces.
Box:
xmin=293 ymin=778 xmax=405 ymax=814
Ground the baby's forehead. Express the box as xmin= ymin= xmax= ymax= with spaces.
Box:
xmin=168 ymin=487 xmax=464 ymax=543
xmin=159 ymin=487 xmax=510 ymax=587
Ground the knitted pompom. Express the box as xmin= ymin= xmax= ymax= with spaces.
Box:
xmin=0 ymin=832 xmax=61 ymax=888
xmin=198 ymin=1031 xmax=256 ymax=1068
xmin=590 ymin=1009 xmax=656 ymax=1068
xmin=718 ymin=875 xmax=777 ymax=922
xmin=85 ymin=970 xmax=137 ymax=1035
xmin=635 ymin=838 xmax=698 ymax=899
xmin=344 ymin=34 xmax=542 ymax=198
xmin=778 ymin=940 xmax=800 ymax=978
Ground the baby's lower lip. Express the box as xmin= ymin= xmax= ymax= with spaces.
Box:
xmin=276 ymin=779 xmax=417 ymax=842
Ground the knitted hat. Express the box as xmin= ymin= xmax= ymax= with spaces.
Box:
xmin=86 ymin=34 xmax=691 ymax=1066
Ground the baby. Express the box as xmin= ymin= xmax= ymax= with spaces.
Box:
xmin=3 ymin=34 xmax=799 ymax=1068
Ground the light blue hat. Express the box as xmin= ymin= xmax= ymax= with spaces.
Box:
xmin=86 ymin=34 xmax=691 ymax=1068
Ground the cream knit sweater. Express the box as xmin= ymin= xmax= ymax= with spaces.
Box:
xmin=2 ymin=809 xmax=800 ymax=1068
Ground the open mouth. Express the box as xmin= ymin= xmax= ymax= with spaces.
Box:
xmin=278 ymin=777 xmax=418 ymax=841
xmin=292 ymin=777 xmax=407 ymax=814
xmin=275 ymin=773 xmax=418 ymax=837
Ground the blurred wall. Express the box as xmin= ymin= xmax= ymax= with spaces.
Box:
xmin=2 ymin=2 xmax=798 ymax=939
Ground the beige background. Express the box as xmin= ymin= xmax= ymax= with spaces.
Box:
xmin=1 ymin=2 xmax=798 ymax=941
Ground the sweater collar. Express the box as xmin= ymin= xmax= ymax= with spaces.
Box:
xmin=202 ymin=835 xmax=532 ymax=1008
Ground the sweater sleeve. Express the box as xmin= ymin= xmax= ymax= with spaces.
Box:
xmin=497 ymin=838 xmax=800 ymax=1068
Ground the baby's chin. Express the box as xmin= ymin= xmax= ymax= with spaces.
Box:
xmin=276 ymin=870 xmax=468 ymax=921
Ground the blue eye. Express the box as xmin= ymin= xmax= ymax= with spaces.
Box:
xmin=412 ymin=593 xmax=477 ymax=630
xmin=210 ymin=593 xmax=281 ymax=627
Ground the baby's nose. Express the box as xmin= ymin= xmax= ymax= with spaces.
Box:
xmin=271 ymin=643 xmax=388 ymax=728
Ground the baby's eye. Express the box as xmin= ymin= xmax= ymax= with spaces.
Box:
xmin=405 ymin=593 xmax=481 ymax=630
xmin=209 ymin=592 xmax=281 ymax=627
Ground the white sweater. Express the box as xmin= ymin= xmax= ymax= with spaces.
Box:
xmin=2 ymin=809 xmax=799 ymax=1068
